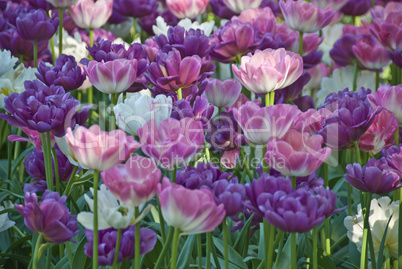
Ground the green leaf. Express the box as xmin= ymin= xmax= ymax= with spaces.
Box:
xmin=212 ymin=237 xmax=248 ymax=269
xmin=53 ymin=255 xmax=69 ymax=269
xmin=233 ymin=214 xmax=253 ymax=256
xmin=376 ymin=215 xmax=393 ymax=269
xmin=72 ymin=237 xmax=88 ymax=269
xmin=177 ymin=234 xmax=196 ymax=269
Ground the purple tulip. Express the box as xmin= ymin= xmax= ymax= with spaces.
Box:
xmin=15 ymin=190 xmax=79 ymax=243
xmin=36 ymin=54 xmax=86 ymax=91
xmin=3 ymin=2 xmax=32 ymax=26
xmin=330 ymin=34 xmax=358 ymax=67
xmin=16 ymin=9 xmax=59 ymax=42
xmin=203 ymin=78 xmax=242 ymax=108
xmin=138 ymin=7 xmax=179 ymax=36
xmin=352 ymin=34 xmax=391 ymax=70
xmin=274 ymin=70 xmax=311 ymax=104
xmin=23 ymin=146 xmax=76 ymax=193
xmin=345 ymin=158 xmax=402 ymax=194
xmin=138 ymin=118 xmax=205 ymax=170
xmin=211 ymin=178 xmax=246 ymax=216
xmin=296 ymin=173 xmax=325 ymax=189
xmin=0 ymin=80 xmax=91 ymax=137
xmin=114 ymin=0 xmax=158 ymax=18
xmin=171 ymin=95 xmax=214 ymax=127
xmin=157 ymin=178 xmax=225 ymax=235
xmin=340 ymin=0 xmax=371 ymax=16
xmin=233 ymin=7 xmax=276 ymax=35
xmin=210 ymin=0 xmax=238 ymax=19
xmin=27 ymin=0 xmax=54 ymax=11
xmin=279 ymin=0 xmax=335 ymax=33
xmin=84 ymin=226 xmax=157 ymax=266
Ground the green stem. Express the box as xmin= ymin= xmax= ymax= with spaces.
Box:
xmin=299 ymin=31 xmax=303 ymax=57
xmin=58 ymin=8 xmax=63 ymax=56
xmin=51 ymin=148 xmax=60 ymax=193
xmin=154 ymin=227 xmax=175 ymax=269
xmin=270 ymin=91 xmax=275 ymax=106
xmin=40 ymin=133 xmax=53 ymax=190
xmin=7 ymin=125 xmax=12 ymax=180
xmin=352 ymin=60 xmax=358 ymax=92
xmin=263 ymin=219 xmax=269 ymax=268
xmin=59 ymin=244 xmax=64 ymax=260
xmin=172 ymin=166 xmax=177 ymax=183
xmin=46 ymin=132 xmax=54 ymax=190
xmin=291 ymin=176 xmax=296 ymax=189
xmin=89 ymin=29 xmax=94 ymax=46
xmin=65 ymin=242 xmax=73 ymax=269
xmin=92 ymin=170 xmax=100 ymax=269
xmin=291 ymin=233 xmax=297 ymax=269
xmin=262 ymin=145 xmax=269 ymax=174
xmin=210 ymin=232 xmax=221 ymax=269
xmin=177 ymin=88 xmax=183 ymax=100
xmin=353 ymin=141 xmax=362 ymax=164
xmin=240 ymin=148 xmax=253 ymax=181
xmin=206 ymin=231 xmax=211 ymax=269
xmin=375 ymin=69 xmax=380 ymax=90
xmin=265 ymin=92 xmax=270 ymax=107
xmin=197 ymin=234 xmax=202 ymax=269
xmin=266 ymin=222 xmax=275 ymax=269
xmin=360 ymin=192 xmax=372 ymax=269
xmin=33 ymin=42 xmax=38 ymax=68
xmin=170 ymin=228 xmax=181 ymax=269
xmin=112 ymin=229 xmax=122 ymax=269
xmin=49 ymin=37 xmax=56 ymax=65
xmin=133 ymin=18 xmax=137 ymax=41
xmin=312 ymin=228 xmax=318 ymax=269
xmin=32 ymin=233 xmax=44 ymax=269
xmin=62 ymin=166 xmax=79 ymax=196
xmin=324 ymin=163 xmax=331 ymax=255
xmin=222 ymin=219 xmax=229 ymax=269
xmin=46 ymin=248 xmax=51 ymax=269
xmin=135 ymin=207 xmax=140 ymax=269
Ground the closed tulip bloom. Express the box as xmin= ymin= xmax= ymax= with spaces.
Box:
xmin=16 ymin=9 xmax=59 ymax=42
xmin=157 ymin=178 xmax=225 ymax=235
xmin=340 ymin=0 xmax=371 ymax=16
xmin=114 ymin=93 xmax=172 ymax=136
xmin=114 ymin=0 xmax=158 ymax=18
xmin=233 ymin=7 xmax=276 ymax=35
xmin=101 ymin=156 xmax=161 ymax=207
xmin=279 ymin=0 xmax=335 ymax=33
xmin=211 ymin=179 xmax=246 ymax=216
xmin=368 ymin=84 xmax=402 ymax=127
xmin=233 ymin=102 xmax=302 ymax=145
xmin=345 ymin=159 xmax=402 ymax=194
xmin=210 ymin=0 xmax=237 ymax=19
xmin=204 ymin=78 xmax=242 ymax=108
xmin=15 ymin=190 xmax=79 ymax=243
xmin=265 ymin=130 xmax=331 ymax=177
xmin=138 ymin=118 xmax=204 ymax=170
xmin=69 ymin=0 xmax=113 ymax=29
xmin=65 ymin=125 xmax=140 ymax=171
xmin=47 ymin=0 xmax=78 ymax=8
xmin=232 ymin=48 xmax=303 ymax=95
xmin=166 ymin=0 xmax=210 ymax=19
xmin=352 ymin=35 xmax=391 ymax=70
xmin=84 ymin=59 xmax=138 ymax=94
xmin=359 ymin=109 xmax=398 ymax=155
xmin=222 ymin=0 xmax=262 ymax=13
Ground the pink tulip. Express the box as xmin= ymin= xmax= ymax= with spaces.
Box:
xmin=204 ymin=78 xmax=242 ymax=108
xmin=233 ymin=102 xmax=302 ymax=145
xmin=352 ymin=35 xmax=391 ymax=70
xmin=279 ymin=0 xmax=335 ymax=33
xmin=68 ymin=0 xmax=113 ymax=29
xmin=225 ymin=93 xmax=261 ymax=112
xmin=84 ymin=59 xmax=138 ymax=94
xmin=265 ymin=129 xmax=331 ymax=177
xmin=157 ymin=177 xmax=225 ymax=235
xmin=166 ymin=0 xmax=210 ymax=19
xmin=293 ymin=108 xmax=333 ymax=134
xmin=359 ymin=109 xmax=398 ymax=155
xmin=101 ymin=156 xmax=161 ymax=206
xmin=65 ymin=125 xmax=140 ymax=171
xmin=138 ymin=118 xmax=204 ymax=170
xmin=368 ymin=84 xmax=402 ymax=127
xmin=232 ymin=48 xmax=303 ymax=94
xmin=234 ymin=7 xmax=276 ymax=34
xmin=8 ymin=127 xmax=55 ymax=152
xmin=223 ymin=0 xmax=262 ymax=14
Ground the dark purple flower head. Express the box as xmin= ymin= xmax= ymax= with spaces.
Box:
xmin=176 ymin=162 xmax=234 ymax=190
xmin=345 ymin=159 xmax=402 ymax=194
xmin=138 ymin=7 xmax=179 ymax=36
xmin=274 ymin=70 xmax=311 ymax=104
xmin=3 ymin=2 xmax=31 ymax=26
xmin=206 ymin=110 xmax=247 ymax=151
xmin=0 ymin=27 xmax=48 ymax=61
xmin=114 ymin=0 xmax=158 ymax=18
xmin=340 ymin=0 xmax=371 ymax=16
xmin=23 ymin=146 xmax=76 ymax=193
xmin=330 ymin=34 xmax=358 ymax=67
xmin=381 ymin=145 xmax=402 ymax=177
xmin=319 ymin=87 xmax=371 ymax=112
xmin=14 ymin=190 xmax=79 ymax=243
xmin=84 ymin=226 xmax=157 ymax=266
xmin=317 ymin=88 xmax=379 ymax=150
xmin=108 ymin=7 xmax=128 ymax=24
xmin=0 ymin=80 xmax=91 ymax=137
xmin=257 ymin=187 xmax=328 ymax=233
xmin=78 ymin=28 xmax=116 ymax=46
xmin=171 ymin=95 xmax=214 ymax=128
xmin=36 ymin=54 xmax=86 ymax=91
xmin=16 ymin=9 xmax=59 ymax=42
xmin=155 ymin=25 xmax=213 ymax=59
xmin=387 ymin=50 xmax=402 ymax=68
xmin=211 ymin=178 xmax=246 ymax=216
xmin=296 ymin=173 xmax=325 ymax=189
xmin=311 ymin=186 xmax=338 ymax=218
xmin=27 ymin=0 xmax=54 ymax=11
xmin=210 ymin=0 xmax=238 ymax=19
xmin=260 ymin=0 xmax=280 ymax=15
xmin=302 ymin=49 xmax=323 ymax=69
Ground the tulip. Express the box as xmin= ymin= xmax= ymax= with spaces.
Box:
xmin=203 ymin=78 xmax=242 ymax=108
xmin=0 ymin=49 xmax=18 ymax=77
xmin=113 ymin=0 xmax=158 ymax=18
xmin=234 ymin=7 xmax=276 ymax=35
xmin=310 ymin=0 xmax=348 ymax=11
xmin=222 ymin=0 xmax=262 ymax=13
xmin=114 ymin=93 xmax=172 ymax=136
xmin=47 ymin=0 xmax=79 ymax=8
xmin=232 ymin=48 xmax=303 ymax=95
xmin=210 ymin=0 xmax=237 ymax=19
xmin=157 ymin=177 xmax=225 ymax=235
xmin=64 ymin=125 xmax=140 ymax=171
xmin=233 ymin=102 xmax=302 ymax=145
xmin=340 ymin=0 xmax=371 ymax=16
xmin=138 ymin=118 xmax=204 ymax=170
xmin=166 ymin=0 xmax=210 ymax=19
xmin=101 ymin=156 xmax=161 ymax=207
xmin=84 ymin=59 xmax=138 ymax=94
xmin=368 ymin=84 xmax=402 ymax=127
xmin=352 ymin=35 xmax=391 ymax=70
xmin=265 ymin=130 xmax=331 ymax=177
xmin=68 ymin=0 xmax=113 ymax=29
xmin=15 ymin=190 xmax=79 ymax=243
xmin=16 ymin=9 xmax=59 ymax=42
xmin=279 ymin=0 xmax=335 ymax=33
xmin=8 ymin=127 xmax=55 ymax=152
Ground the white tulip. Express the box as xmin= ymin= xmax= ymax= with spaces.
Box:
xmin=0 ymin=50 xmax=18 ymax=77
xmin=0 ymin=204 xmax=15 ymax=232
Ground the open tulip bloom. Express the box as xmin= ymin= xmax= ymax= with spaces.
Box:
xmin=3 ymin=3 xmax=402 ymax=269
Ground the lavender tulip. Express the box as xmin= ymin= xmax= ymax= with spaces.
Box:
xmin=211 ymin=178 xmax=246 ymax=216
xmin=170 ymin=95 xmax=214 ymax=128
xmin=113 ymin=0 xmax=158 ymax=18
xmin=340 ymin=0 xmax=371 ymax=16
xmin=204 ymin=78 xmax=242 ymax=108
xmin=16 ymin=9 xmax=59 ymax=42
xmin=15 ymin=190 xmax=79 ymax=243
